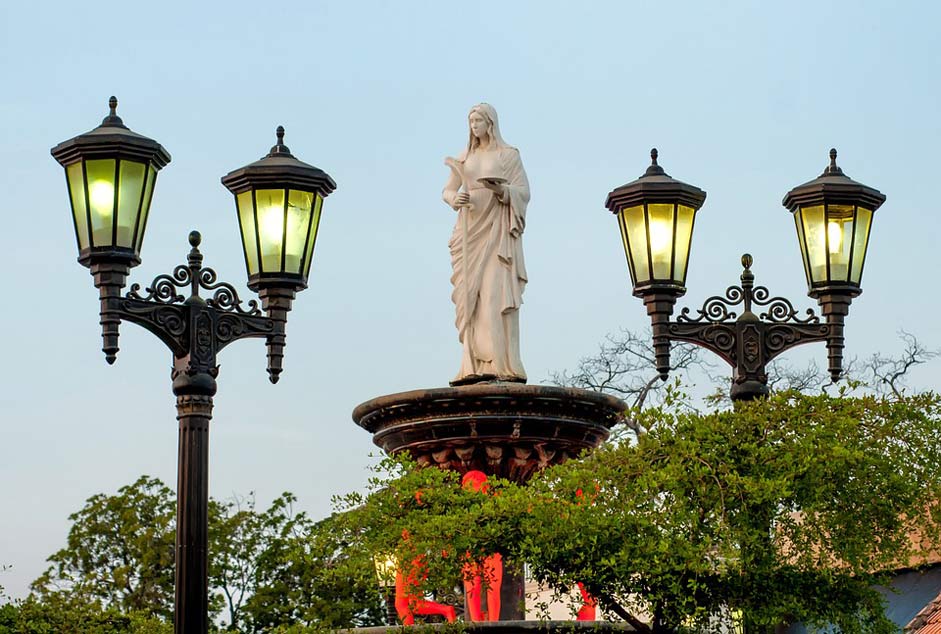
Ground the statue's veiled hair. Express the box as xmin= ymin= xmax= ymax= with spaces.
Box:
xmin=465 ymin=103 xmax=510 ymax=157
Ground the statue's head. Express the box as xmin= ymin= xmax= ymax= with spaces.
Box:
xmin=466 ymin=103 xmax=506 ymax=153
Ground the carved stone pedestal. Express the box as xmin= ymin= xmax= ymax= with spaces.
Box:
xmin=353 ymin=383 xmax=625 ymax=484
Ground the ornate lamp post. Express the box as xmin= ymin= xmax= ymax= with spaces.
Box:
xmin=51 ymin=97 xmax=336 ymax=634
xmin=605 ymin=149 xmax=885 ymax=401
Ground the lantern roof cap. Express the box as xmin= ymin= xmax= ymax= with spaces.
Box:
xmin=221 ymin=126 xmax=337 ymax=197
xmin=782 ymin=148 xmax=886 ymax=211
xmin=50 ymin=96 xmax=171 ymax=169
xmin=605 ymin=148 xmax=707 ymax=212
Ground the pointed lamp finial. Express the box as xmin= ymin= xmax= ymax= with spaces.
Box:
xmin=268 ymin=125 xmax=293 ymax=157
xmin=822 ymin=147 xmax=844 ymax=176
xmin=100 ymin=95 xmax=127 ymax=128
xmin=643 ymin=147 xmax=666 ymax=177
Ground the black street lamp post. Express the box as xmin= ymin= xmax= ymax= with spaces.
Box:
xmin=51 ymin=98 xmax=336 ymax=634
xmin=605 ymin=149 xmax=885 ymax=402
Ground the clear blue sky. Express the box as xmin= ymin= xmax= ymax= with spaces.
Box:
xmin=1 ymin=0 xmax=939 ymax=599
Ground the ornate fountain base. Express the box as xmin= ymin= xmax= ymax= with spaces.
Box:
xmin=353 ymin=383 xmax=626 ymax=484
xmin=353 ymin=383 xmax=626 ymax=622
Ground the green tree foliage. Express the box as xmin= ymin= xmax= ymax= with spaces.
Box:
xmin=11 ymin=333 xmax=938 ymax=632
xmin=241 ymin=506 xmax=384 ymax=632
xmin=0 ymin=593 xmax=171 ymax=634
xmin=341 ymin=390 xmax=941 ymax=634
xmin=209 ymin=493 xmax=267 ymax=630
xmin=13 ymin=481 xmax=384 ymax=633
xmin=31 ymin=476 xmax=175 ymax=620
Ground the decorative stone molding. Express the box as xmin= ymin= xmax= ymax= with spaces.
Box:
xmin=353 ymin=383 xmax=626 ymax=483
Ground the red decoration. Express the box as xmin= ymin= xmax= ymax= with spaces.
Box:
xmin=394 ymin=529 xmax=457 ymax=625
xmin=461 ymin=470 xmax=503 ymax=621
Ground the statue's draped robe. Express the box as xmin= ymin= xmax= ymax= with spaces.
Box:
xmin=444 ymin=146 xmax=529 ymax=382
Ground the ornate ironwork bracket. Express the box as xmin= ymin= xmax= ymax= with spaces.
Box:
xmin=645 ymin=254 xmax=846 ymax=401
xmin=98 ymin=231 xmax=282 ymax=388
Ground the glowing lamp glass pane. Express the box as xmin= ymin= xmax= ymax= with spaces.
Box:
xmin=237 ymin=191 xmax=259 ymax=276
xmin=136 ymin=166 xmax=157 ymax=253
xmin=647 ymin=203 xmax=675 ymax=280
xmin=116 ymin=160 xmax=145 ymax=248
xmin=617 ymin=209 xmax=636 ymax=284
xmin=255 ymin=189 xmax=286 ymax=273
xmin=850 ymin=207 xmax=872 ymax=285
xmin=66 ymin=162 xmax=90 ymax=250
xmin=619 ymin=205 xmax=649 ymax=284
xmin=825 ymin=204 xmax=855 ymax=282
xmin=799 ymin=204 xmax=827 ymax=285
xmin=673 ymin=205 xmax=695 ymax=286
xmin=374 ymin=554 xmax=397 ymax=586
xmin=284 ymin=190 xmax=314 ymax=274
xmin=303 ymin=194 xmax=324 ymax=279
xmin=86 ymin=159 xmax=117 ymax=247
xmin=793 ymin=212 xmax=811 ymax=288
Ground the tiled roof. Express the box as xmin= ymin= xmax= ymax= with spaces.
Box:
xmin=907 ymin=592 xmax=941 ymax=634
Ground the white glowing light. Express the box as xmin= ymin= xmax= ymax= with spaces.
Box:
xmin=259 ymin=205 xmax=285 ymax=246
xmin=89 ymin=180 xmax=114 ymax=215
xmin=649 ymin=219 xmax=672 ymax=255
xmin=827 ymin=221 xmax=843 ymax=254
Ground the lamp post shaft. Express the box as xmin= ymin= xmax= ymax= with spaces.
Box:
xmin=174 ymin=388 xmax=213 ymax=634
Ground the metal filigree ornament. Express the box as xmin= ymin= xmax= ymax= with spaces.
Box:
xmin=104 ymin=231 xmax=279 ymax=382
xmin=663 ymin=254 xmax=834 ymax=401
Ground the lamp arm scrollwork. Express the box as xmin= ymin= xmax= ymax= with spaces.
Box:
xmin=644 ymin=254 xmax=848 ymax=401
xmin=98 ymin=233 xmax=282 ymax=383
xmin=126 ymin=265 xmax=190 ymax=304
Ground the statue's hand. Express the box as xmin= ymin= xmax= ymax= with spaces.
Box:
xmin=480 ymin=180 xmax=503 ymax=193
xmin=481 ymin=181 xmax=509 ymax=202
xmin=453 ymin=192 xmax=470 ymax=209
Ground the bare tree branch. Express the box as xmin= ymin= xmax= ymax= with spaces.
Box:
xmin=557 ymin=329 xmax=938 ymax=416
xmin=550 ymin=329 xmax=710 ymax=439
xmin=865 ymin=330 xmax=939 ymax=397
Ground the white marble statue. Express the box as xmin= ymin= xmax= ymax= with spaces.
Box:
xmin=442 ymin=103 xmax=529 ymax=385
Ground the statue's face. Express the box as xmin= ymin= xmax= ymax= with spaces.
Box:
xmin=469 ymin=112 xmax=491 ymax=140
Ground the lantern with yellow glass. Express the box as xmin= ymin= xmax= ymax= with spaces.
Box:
xmin=783 ymin=148 xmax=885 ymax=380
xmin=51 ymin=97 xmax=170 ymax=271
xmin=222 ymin=126 xmax=335 ymax=295
xmin=604 ymin=149 xmax=707 ymax=298
xmin=51 ymin=97 xmax=171 ymax=363
xmin=783 ymin=148 xmax=885 ymax=297
xmin=605 ymin=149 xmax=707 ymax=379
xmin=221 ymin=127 xmax=336 ymax=377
